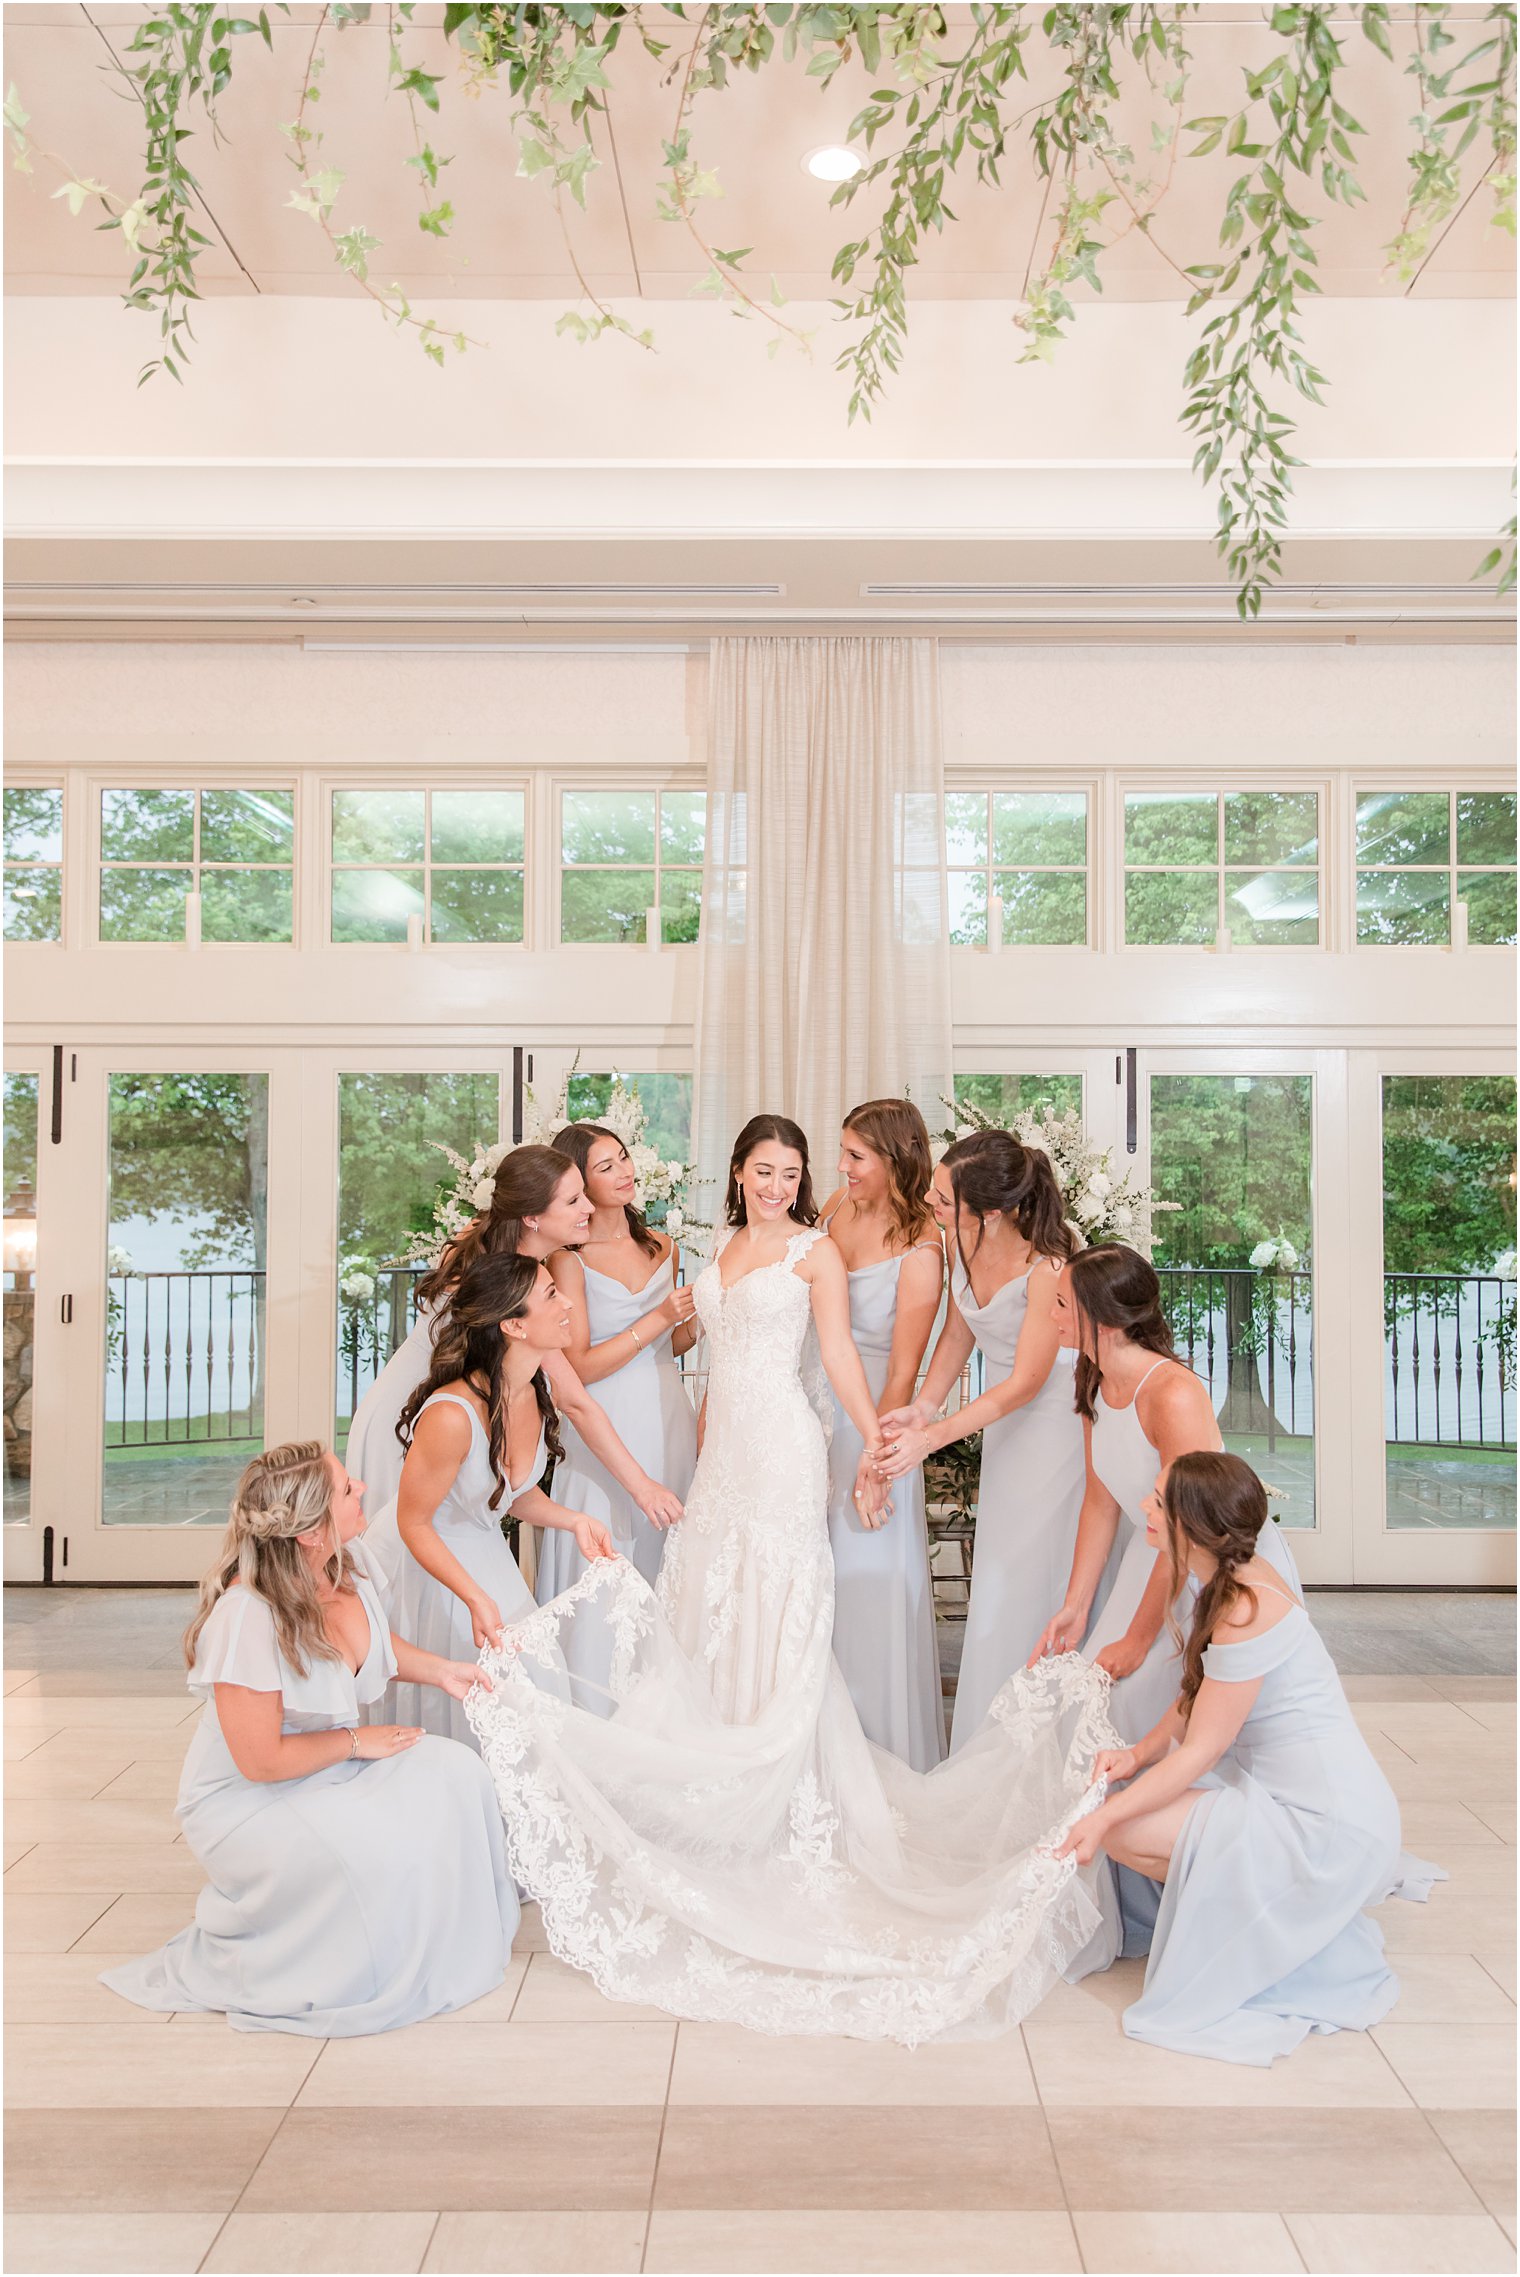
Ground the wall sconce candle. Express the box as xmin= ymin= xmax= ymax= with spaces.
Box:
xmin=406 ymin=914 xmax=423 ymax=952
xmin=184 ymin=891 xmax=202 ymax=950
xmin=1452 ymin=899 xmax=1470 ymax=951
xmin=987 ymin=896 xmax=1004 ymax=955
xmin=1214 ymin=924 xmax=1232 ymax=954
xmin=645 ymin=906 xmax=662 ymax=952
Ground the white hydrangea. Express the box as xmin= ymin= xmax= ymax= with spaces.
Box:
xmin=471 ymin=1177 xmax=496 ymax=1211
xmin=340 ymin=1269 xmax=376 ymax=1307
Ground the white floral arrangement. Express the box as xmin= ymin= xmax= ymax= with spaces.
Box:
xmin=106 ymin=1244 xmax=133 ymax=1277
xmin=397 ymin=1066 xmax=709 ymax=1269
xmin=1249 ymin=1233 xmax=1300 ymax=1272
xmin=937 ymin=1096 xmax=1177 ymax=1256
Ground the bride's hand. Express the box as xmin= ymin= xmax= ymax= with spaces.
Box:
xmin=635 ymin=1476 xmax=684 ymax=1530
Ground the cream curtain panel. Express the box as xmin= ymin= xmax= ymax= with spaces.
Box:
xmin=694 ymin=636 xmax=952 ymax=1191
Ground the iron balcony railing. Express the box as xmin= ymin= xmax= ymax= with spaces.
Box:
xmin=105 ymin=1268 xmax=264 ymax=1448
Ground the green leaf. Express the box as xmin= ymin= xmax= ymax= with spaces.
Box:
xmin=51 ymin=176 xmax=110 ymax=218
xmin=417 ymin=200 xmax=454 ymax=236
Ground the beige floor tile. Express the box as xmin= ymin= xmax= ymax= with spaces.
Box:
xmin=94 ymin=1759 xmax=189 ymax=1801
xmin=5 ymin=2107 xmax=284 ymax=2213
xmin=1479 ymin=1953 xmax=1518 ymax=2000
xmin=1024 ymin=1959 xmax=1148 ymax=2033
xmin=297 ymin=2019 xmax=674 ymax=2107
xmin=1474 ymin=1812 xmax=1518 ymax=1845
xmin=5 ymin=1751 xmax=142 ymax=1799
xmin=3 ymin=1666 xmax=41 ymax=1695
xmin=4 ymin=1841 xmax=205 ymax=1895
xmin=1373 ymin=2024 xmax=1517 ymax=2109
xmin=1046 ymin=2108 xmax=1484 ymax=2214
xmin=653 ymin=2106 xmax=1063 ymax=2211
xmin=1400 ymin=1807 xmax=1508 ymax=1852
xmin=3 ymin=1892 xmax=116 ymax=1953
xmin=4 ymin=2021 xmax=322 ymax=2108
xmin=3 ymin=1698 xmax=198 ymax=1730
xmin=1439 ymin=1851 xmax=1517 ymax=1893
xmin=1449 ymin=1703 xmax=1519 ymax=1736
xmin=425 ymin=2213 xmax=649 ymax=2273
xmin=510 ymin=1903 xmax=551 ymax=1953
xmin=1377 ymin=1896 xmax=1516 ymax=1956
xmin=1024 ymin=2018 xmax=1409 ymax=2108
xmin=1 ymin=2212 xmax=224 ymax=2273
xmin=3 ymin=1798 xmax=183 ymax=1845
xmin=419 ymin=1956 xmax=529 ymax=2024
xmin=1386 ymin=1957 xmax=1519 ymax=2025
xmin=1366 ymin=1706 xmax=1509 ymax=1747
xmin=21 ymin=1724 xmax=194 ymax=1761
xmin=3 ymin=1728 xmax=53 ymax=1759
xmin=1285 ymin=2212 xmax=1516 ymax=2272
xmin=6 ymin=1952 xmax=179 ymax=2025
xmin=240 ymin=2107 xmax=663 ymax=2212
xmin=3 ymin=1839 xmax=34 ymax=1869
xmin=1072 ymin=2212 xmax=1303 ymax=2273
xmin=1343 ymin=1677 xmax=1447 ymax=1703
xmin=1429 ymin=2110 xmax=1518 ymax=2197
xmin=201 ymin=2211 xmax=440 ymax=2273
xmin=12 ymin=1671 xmax=194 ymax=1699
xmin=510 ymin=1952 xmax=673 ymax=2024
xmin=644 ymin=2209 xmax=1082 ymax=2273
xmin=668 ymin=2019 xmax=1037 ymax=2106
xmin=69 ymin=1893 xmax=197 ymax=1952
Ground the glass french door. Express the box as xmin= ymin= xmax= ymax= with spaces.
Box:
xmin=3 ymin=1052 xmax=52 ymax=1581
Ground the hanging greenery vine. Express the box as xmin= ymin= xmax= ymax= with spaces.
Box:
xmin=6 ymin=1 xmax=1515 ymax=613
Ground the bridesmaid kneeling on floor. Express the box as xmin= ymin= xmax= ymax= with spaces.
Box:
xmin=101 ymin=1442 xmax=518 ymax=2037
xmin=367 ymin=1251 xmax=619 ymax=1745
xmin=1056 ymin=1450 xmax=1443 ymax=2066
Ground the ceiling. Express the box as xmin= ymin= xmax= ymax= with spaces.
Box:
xmin=6 ymin=3 xmax=1515 ymax=304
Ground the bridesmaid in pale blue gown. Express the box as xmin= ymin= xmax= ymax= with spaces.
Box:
xmin=1057 ymin=1451 xmax=1442 ymax=2065
xmin=346 ymin=1145 xmax=684 ymax=1543
xmin=535 ymin=1121 xmax=698 ymax=1598
xmin=1030 ymin=1243 xmax=1302 ymax=1746
xmin=101 ymin=1441 xmax=518 ymax=2036
xmin=818 ymin=1099 xmax=947 ymax=1771
xmin=365 ymin=1252 xmax=618 ymax=1746
xmin=879 ymin=1130 xmax=1085 ymax=1754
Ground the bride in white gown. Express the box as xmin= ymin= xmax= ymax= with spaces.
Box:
xmin=467 ymin=1113 xmax=1122 ymax=2046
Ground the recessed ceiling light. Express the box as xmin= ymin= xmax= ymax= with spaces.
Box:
xmin=803 ymin=145 xmax=864 ymax=182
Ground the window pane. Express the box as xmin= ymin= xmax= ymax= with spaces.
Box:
xmin=4 ymin=1073 xmax=40 ymax=1527
xmin=1382 ymin=1075 xmax=1515 ymax=1533
xmin=202 ymin=870 xmax=294 ymax=944
xmin=561 ymin=868 xmax=656 ymax=943
xmin=1224 ymin=791 xmax=1318 ymax=867
xmin=895 ymin=791 xmax=941 ymax=868
xmin=1150 ymin=1073 xmax=1316 ymax=1528
xmin=954 ymin=1072 xmax=1084 ymax=1122
xmin=948 ymin=869 xmax=988 ymax=946
xmin=992 ymin=792 xmax=1085 ymax=867
xmin=1355 ymin=791 xmax=1449 ymax=867
xmin=1457 ymin=792 xmax=1518 ymax=867
xmin=335 ymin=1072 xmax=499 ymax=1449
xmin=561 ymin=790 xmax=655 ymax=866
xmin=331 ymin=867 xmax=424 ymax=944
xmin=1125 ymin=870 xmax=1217 ymax=945
xmin=566 ymin=1072 xmax=694 ymax=1165
xmin=200 ymin=790 xmax=294 ymax=865
xmin=99 ymin=867 xmax=192 ymax=942
xmin=104 ymin=1073 xmax=268 ymax=1526
xmin=660 ymin=792 xmax=707 ymax=866
xmin=658 ymin=869 xmax=702 ymax=944
xmin=1357 ymin=869 xmax=1450 ymax=946
xmin=1460 ymin=869 xmax=1518 ymax=948
xmin=1224 ymin=869 xmax=1320 ymax=946
xmin=4 ymin=788 xmax=62 ymax=862
xmin=332 ymin=790 xmax=424 ymax=865
xmin=1125 ymin=792 xmax=1216 ymax=866
xmin=995 ymin=869 xmax=1086 ymax=946
xmin=944 ymin=793 xmax=987 ymax=866
xmin=4 ymin=871 xmax=61 ymax=942
xmin=431 ymin=790 xmax=523 ymax=866
xmin=431 ymin=868 xmax=524 ymax=944
xmin=101 ymin=788 xmax=194 ymax=864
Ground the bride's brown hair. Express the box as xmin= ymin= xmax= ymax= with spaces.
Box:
xmin=1162 ymin=1451 xmax=1270 ymax=1719
xmin=414 ymin=1144 xmax=575 ymax=1312
xmin=841 ymin=1098 xmax=934 ymax=1250
xmin=398 ymin=1252 xmax=565 ymax=1509
xmin=724 ymin=1113 xmax=818 ymax=1228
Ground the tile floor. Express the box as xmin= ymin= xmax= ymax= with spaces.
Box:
xmin=3 ymin=1590 xmax=1515 ymax=2277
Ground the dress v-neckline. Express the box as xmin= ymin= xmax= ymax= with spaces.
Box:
xmin=715 ymin=1233 xmax=806 ymax=1297
xmin=582 ymin=1254 xmax=670 ymax=1298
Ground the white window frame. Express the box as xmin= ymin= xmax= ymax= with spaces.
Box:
xmin=553 ymin=774 xmax=707 ymax=950
xmin=1119 ymin=782 xmax=1326 ymax=954
xmin=942 ymin=781 xmax=1094 ymax=951
xmin=89 ymin=773 xmax=300 ymax=949
xmin=2 ymin=776 xmax=66 ymax=947
xmin=323 ymin=778 xmax=531 ymax=950
xmin=1352 ymin=783 xmax=1518 ymax=952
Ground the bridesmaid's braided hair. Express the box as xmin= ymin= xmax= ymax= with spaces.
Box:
xmin=724 ymin=1113 xmax=818 ymax=1228
xmin=184 ymin=1440 xmax=351 ymax=1678
xmin=415 ymin=1144 xmax=575 ymax=1313
xmin=551 ymin=1122 xmax=662 ymax=1258
xmin=400 ymin=1253 xmax=565 ymax=1512
xmin=1163 ymin=1451 xmax=1268 ymax=1720
xmin=940 ymin=1129 xmax=1076 ymax=1282
xmin=1067 ymin=1243 xmax=1181 ymax=1423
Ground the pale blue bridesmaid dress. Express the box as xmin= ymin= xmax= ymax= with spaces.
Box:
xmin=344 ymin=1305 xmax=439 ymax=1515
xmin=1123 ymin=1575 xmax=1443 ymax=2064
xmin=950 ymin=1256 xmax=1087 ymax=1752
xmin=99 ymin=1542 xmax=517 ymax=2036
xmin=825 ymin=1241 xmax=946 ymax=1772
xmin=535 ymin=1252 xmax=697 ymax=1599
xmin=366 ymin=1390 xmax=541 ymax=1746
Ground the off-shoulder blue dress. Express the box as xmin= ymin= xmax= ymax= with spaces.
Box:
xmin=1122 ymin=1580 xmax=1443 ymax=2065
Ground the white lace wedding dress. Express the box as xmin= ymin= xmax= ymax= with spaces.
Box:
xmin=468 ymin=1226 xmax=1121 ymax=2045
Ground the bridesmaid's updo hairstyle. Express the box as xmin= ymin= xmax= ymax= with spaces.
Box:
xmin=1067 ymin=1242 xmax=1178 ymax=1422
xmin=184 ymin=1440 xmax=350 ymax=1679
xmin=415 ymin=1144 xmax=575 ymax=1313
xmin=940 ymin=1129 xmax=1075 ymax=1280
xmin=551 ymin=1122 xmax=661 ymax=1259
xmin=1162 ymin=1451 xmax=1270 ymax=1719
xmin=842 ymin=1097 xmax=934 ymax=1249
xmin=400 ymin=1252 xmax=565 ymax=1511
xmin=724 ymin=1113 xmax=818 ymax=1229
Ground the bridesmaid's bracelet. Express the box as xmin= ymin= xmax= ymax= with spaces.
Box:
xmin=346 ymin=1728 xmax=360 ymax=1760
xmin=629 ymin=1323 xmax=645 ymax=1353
